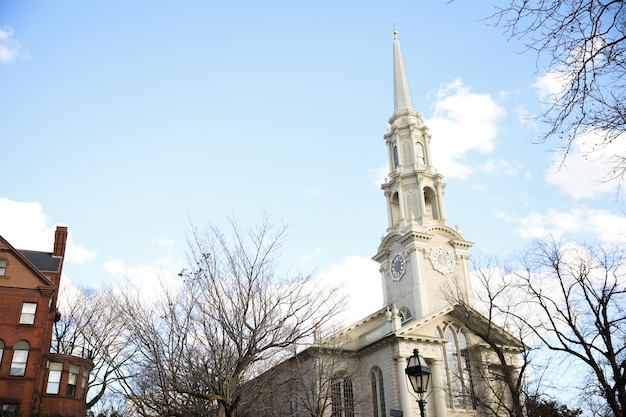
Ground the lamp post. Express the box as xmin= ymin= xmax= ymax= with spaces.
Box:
xmin=405 ymin=349 xmax=431 ymax=417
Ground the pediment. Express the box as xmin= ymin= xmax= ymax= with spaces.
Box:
xmin=396 ymin=303 xmax=523 ymax=350
xmin=424 ymin=225 xmax=473 ymax=247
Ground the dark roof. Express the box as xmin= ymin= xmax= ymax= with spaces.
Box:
xmin=19 ymin=250 xmax=62 ymax=273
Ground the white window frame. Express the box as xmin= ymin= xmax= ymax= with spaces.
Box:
xmin=67 ymin=365 xmax=80 ymax=397
xmin=19 ymin=302 xmax=37 ymax=325
xmin=46 ymin=362 xmax=63 ymax=394
xmin=0 ymin=258 xmax=7 ymax=276
xmin=9 ymin=341 xmax=30 ymax=376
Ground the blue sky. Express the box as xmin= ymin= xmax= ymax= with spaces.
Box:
xmin=2 ymin=1 xmax=625 ymax=324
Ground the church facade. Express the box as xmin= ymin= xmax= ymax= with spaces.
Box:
xmin=254 ymin=32 xmax=522 ymax=417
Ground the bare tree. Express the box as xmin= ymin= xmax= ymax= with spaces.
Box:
xmin=511 ymin=239 xmax=626 ymax=417
xmin=250 ymin=332 xmax=360 ymax=417
xmin=113 ymin=282 xmax=205 ymax=417
xmin=53 ymin=285 xmax=135 ymax=410
xmin=115 ymin=218 xmax=344 ymax=417
xmin=491 ymin=0 xmax=626 ymax=181
xmin=448 ymin=255 xmax=528 ymax=417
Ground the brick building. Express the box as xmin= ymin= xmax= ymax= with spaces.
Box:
xmin=0 ymin=226 xmax=93 ymax=417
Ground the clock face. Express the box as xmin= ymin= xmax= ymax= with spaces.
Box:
xmin=391 ymin=254 xmax=405 ymax=280
xmin=430 ymin=248 xmax=452 ymax=273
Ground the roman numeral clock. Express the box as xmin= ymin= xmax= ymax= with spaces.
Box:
xmin=390 ymin=253 xmax=406 ymax=281
xmin=429 ymin=247 xmax=452 ymax=274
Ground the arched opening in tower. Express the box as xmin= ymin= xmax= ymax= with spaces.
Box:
xmin=423 ymin=187 xmax=440 ymax=220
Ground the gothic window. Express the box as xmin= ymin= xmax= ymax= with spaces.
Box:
xmin=0 ymin=258 xmax=6 ymax=275
xmin=19 ymin=302 xmax=37 ymax=325
xmin=332 ymin=377 xmax=354 ymax=417
xmin=46 ymin=362 xmax=63 ymax=394
xmin=437 ymin=324 xmax=475 ymax=410
xmin=9 ymin=340 xmax=30 ymax=376
xmin=370 ymin=367 xmax=386 ymax=417
xmin=416 ymin=142 xmax=425 ymax=164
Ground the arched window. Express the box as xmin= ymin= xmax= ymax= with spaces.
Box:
xmin=0 ymin=258 xmax=6 ymax=276
xmin=423 ymin=187 xmax=440 ymax=220
xmin=371 ymin=367 xmax=386 ymax=417
xmin=393 ymin=146 xmax=399 ymax=167
xmin=415 ymin=142 xmax=425 ymax=164
xmin=398 ymin=307 xmax=412 ymax=323
xmin=437 ymin=324 xmax=475 ymax=410
xmin=10 ymin=340 xmax=30 ymax=376
xmin=332 ymin=377 xmax=354 ymax=417
xmin=390 ymin=192 xmax=400 ymax=227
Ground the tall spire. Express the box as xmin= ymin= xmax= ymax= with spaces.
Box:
xmin=393 ymin=28 xmax=414 ymax=113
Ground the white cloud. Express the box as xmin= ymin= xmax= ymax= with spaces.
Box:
xmin=299 ymin=247 xmax=322 ymax=264
xmin=426 ymin=79 xmax=505 ymax=178
xmin=315 ymin=255 xmax=382 ymax=326
xmin=479 ymin=159 xmax=522 ymax=176
xmin=153 ymin=237 xmax=175 ymax=248
xmin=515 ymin=206 xmax=626 ymax=244
xmin=533 ymin=70 xmax=568 ymax=104
xmin=102 ymin=257 xmax=183 ymax=301
xmin=0 ymin=26 xmax=28 ymax=64
xmin=371 ymin=166 xmax=387 ymax=188
xmin=545 ymin=130 xmax=626 ymax=199
xmin=515 ymin=105 xmax=538 ymax=129
xmin=0 ymin=198 xmax=96 ymax=262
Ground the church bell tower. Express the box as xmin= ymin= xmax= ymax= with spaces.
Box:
xmin=373 ymin=30 xmax=474 ymax=321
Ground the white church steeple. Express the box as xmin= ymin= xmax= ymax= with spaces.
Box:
xmin=373 ymin=30 xmax=474 ymax=320
xmin=383 ymin=30 xmax=447 ymax=232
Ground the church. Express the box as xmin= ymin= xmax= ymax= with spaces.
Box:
xmin=254 ymin=31 xmax=523 ymax=417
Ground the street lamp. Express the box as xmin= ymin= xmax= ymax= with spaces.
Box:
xmin=405 ymin=349 xmax=431 ymax=417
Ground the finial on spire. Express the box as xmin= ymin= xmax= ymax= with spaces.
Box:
xmin=393 ymin=22 xmax=397 ymax=38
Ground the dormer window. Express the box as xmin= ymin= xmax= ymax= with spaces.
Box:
xmin=0 ymin=258 xmax=6 ymax=276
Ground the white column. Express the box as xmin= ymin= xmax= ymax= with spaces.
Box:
xmin=436 ymin=185 xmax=447 ymax=221
xmin=430 ymin=358 xmax=447 ymax=417
xmin=397 ymin=357 xmax=415 ymax=417
xmin=398 ymin=185 xmax=406 ymax=226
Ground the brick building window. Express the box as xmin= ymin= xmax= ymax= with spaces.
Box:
xmin=19 ymin=302 xmax=37 ymax=325
xmin=81 ymin=370 xmax=89 ymax=399
xmin=46 ymin=362 xmax=63 ymax=394
xmin=0 ymin=258 xmax=6 ymax=275
xmin=2 ymin=404 xmax=18 ymax=414
xmin=0 ymin=340 xmax=4 ymax=365
xmin=67 ymin=365 xmax=80 ymax=396
xmin=9 ymin=340 xmax=30 ymax=376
